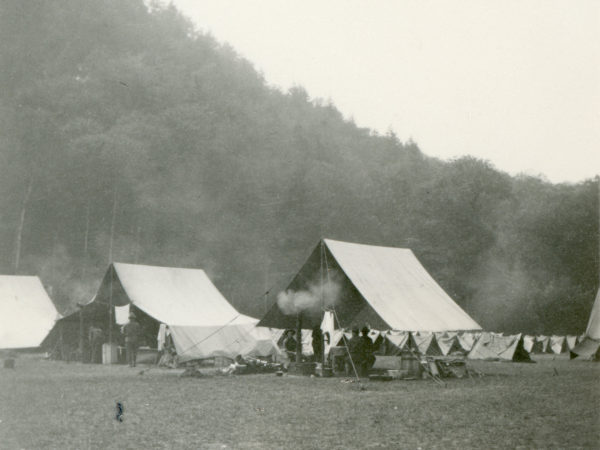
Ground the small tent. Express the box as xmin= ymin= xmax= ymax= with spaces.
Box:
xmin=531 ymin=335 xmax=550 ymax=353
xmin=434 ymin=331 xmax=464 ymax=355
xmin=382 ymin=330 xmax=411 ymax=355
xmin=79 ymin=263 xmax=279 ymax=362
xmin=570 ymin=289 xmax=600 ymax=360
xmin=411 ymin=331 xmax=444 ymax=355
xmin=457 ymin=331 xmax=480 ymax=353
xmin=258 ymin=239 xmax=482 ymax=333
xmin=565 ymin=335 xmax=578 ymax=351
xmin=468 ymin=333 xmax=531 ymax=362
xmin=549 ymin=335 xmax=568 ymax=354
xmin=522 ymin=335 xmax=535 ymax=353
xmin=0 ymin=275 xmax=59 ymax=349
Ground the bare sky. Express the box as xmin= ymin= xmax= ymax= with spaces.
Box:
xmin=169 ymin=0 xmax=599 ymax=183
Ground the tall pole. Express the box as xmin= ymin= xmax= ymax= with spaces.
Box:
xmin=107 ymin=189 xmax=117 ymax=351
xmin=320 ymin=240 xmax=326 ymax=366
xmin=108 ymin=266 xmax=113 ymax=346
xmin=108 ymin=188 xmax=117 ymax=264
xmin=296 ymin=313 xmax=302 ymax=364
xmin=79 ymin=306 xmax=84 ymax=362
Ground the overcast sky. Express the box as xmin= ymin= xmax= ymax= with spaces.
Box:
xmin=169 ymin=0 xmax=599 ymax=183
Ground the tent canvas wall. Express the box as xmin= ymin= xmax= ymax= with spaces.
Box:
xmin=0 ymin=275 xmax=59 ymax=349
xmin=570 ymin=289 xmax=600 ymax=360
xmin=258 ymin=239 xmax=482 ymax=333
xmin=83 ymin=263 xmax=279 ymax=362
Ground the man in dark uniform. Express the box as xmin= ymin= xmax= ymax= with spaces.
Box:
xmin=346 ymin=328 xmax=362 ymax=376
xmin=360 ymin=326 xmax=375 ymax=377
xmin=311 ymin=325 xmax=324 ymax=363
xmin=123 ymin=312 xmax=141 ymax=367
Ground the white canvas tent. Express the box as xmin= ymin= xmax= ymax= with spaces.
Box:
xmin=522 ymin=335 xmax=535 ymax=353
xmin=549 ymin=335 xmax=568 ymax=354
xmin=259 ymin=239 xmax=482 ymax=333
xmin=468 ymin=333 xmax=531 ymax=362
xmin=89 ymin=263 xmax=279 ymax=362
xmin=435 ymin=331 xmax=464 ymax=355
xmin=457 ymin=331 xmax=480 ymax=352
xmin=0 ymin=275 xmax=60 ymax=349
xmin=570 ymin=289 xmax=600 ymax=360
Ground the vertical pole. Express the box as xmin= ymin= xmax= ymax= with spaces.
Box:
xmin=108 ymin=189 xmax=117 ymax=264
xmin=320 ymin=241 xmax=326 ymax=366
xmin=79 ymin=307 xmax=84 ymax=362
xmin=108 ymin=266 xmax=113 ymax=346
xmin=296 ymin=313 xmax=302 ymax=364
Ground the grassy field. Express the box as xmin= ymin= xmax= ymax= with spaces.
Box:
xmin=0 ymin=354 xmax=598 ymax=449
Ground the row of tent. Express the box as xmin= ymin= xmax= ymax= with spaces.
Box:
xmin=272 ymin=329 xmax=588 ymax=362
xmin=1 ymin=238 xmax=598 ymax=363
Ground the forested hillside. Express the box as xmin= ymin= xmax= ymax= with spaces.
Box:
xmin=0 ymin=0 xmax=597 ymax=333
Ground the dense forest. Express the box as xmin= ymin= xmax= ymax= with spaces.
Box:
xmin=0 ymin=0 xmax=597 ymax=334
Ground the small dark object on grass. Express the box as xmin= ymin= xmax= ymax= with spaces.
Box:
xmin=275 ymin=370 xmax=284 ymax=377
xmin=553 ymin=368 xmax=559 ymax=377
xmin=4 ymin=358 xmax=15 ymax=369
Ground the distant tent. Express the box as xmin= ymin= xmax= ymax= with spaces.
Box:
xmin=0 ymin=275 xmax=59 ymax=349
xmin=80 ymin=263 xmax=279 ymax=362
xmin=457 ymin=331 xmax=479 ymax=352
xmin=531 ymin=335 xmax=550 ymax=353
xmin=382 ymin=330 xmax=411 ymax=355
xmin=411 ymin=331 xmax=443 ymax=355
xmin=522 ymin=335 xmax=535 ymax=353
xmin=434 ymin=331 xmax=464 ymax=355
xmin=549 ymin=335 xmax=568 ymax=354
xmin=468 ymin=333 xmax=531 ymax=362
xmin=565 ymin=335 xmax=577 ymax=351
xmin=258 ymin=239 xmax=482 ymax=333
xmin=570 ymin=289 xmax=600 ymax=360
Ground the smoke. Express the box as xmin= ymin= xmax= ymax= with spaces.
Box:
xmin=277 ymin=279 xmax=341 ymax=316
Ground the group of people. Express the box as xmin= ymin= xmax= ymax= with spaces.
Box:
xmin=85 ymin=311 xmax=142 ymax=367
xmin=346 ymin=327 xmax=376 ymax=377
xmin=279 ymin=325 xmax=376 ymax=376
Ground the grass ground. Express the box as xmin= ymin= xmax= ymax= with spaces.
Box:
xmin=0 ymin=354 xmax=598 ymax=449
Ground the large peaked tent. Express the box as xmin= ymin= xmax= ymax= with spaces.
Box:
xmin=0 ymin=275 xmax=60 ymax=349
xmin=258 ymin=239 xmax=482 ymax=332
xmin=84 ymin=263 xmax=279 ymax=361
xmin=570 ymin=289 xmax=600 ymax=360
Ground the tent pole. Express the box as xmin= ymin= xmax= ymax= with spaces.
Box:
xmin=320 ymin=240 xmax=326 ymax=366
xmin=108 ymin=266 xmax=113 ymax=346
xmin=296 ymin=313 xmax=302 ymax=363
xmin=79 ymin=307 xmax=84 ymax=362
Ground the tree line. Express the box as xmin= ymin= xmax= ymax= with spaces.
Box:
xmin=0 ymin=0 xmax=597 ymax=333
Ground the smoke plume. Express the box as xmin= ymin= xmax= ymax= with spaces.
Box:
xmin=277 ymin=279 xmax=341 ymax=315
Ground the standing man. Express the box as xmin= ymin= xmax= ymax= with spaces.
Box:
xmin=360 ymin=326 xmax=375 ymax=377
xmin=311 ymin=325 xmax=324 ymax=364
xmin=123 ymin=312 xmax=141 ymax=367
xmin=346 ymin=328 xmax=363 ymax=376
